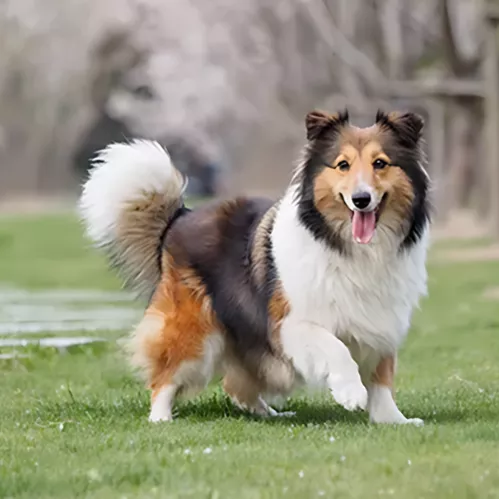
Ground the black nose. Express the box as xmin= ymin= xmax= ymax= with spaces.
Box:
xmin=352 ymin=192 xmax=371 ymax=210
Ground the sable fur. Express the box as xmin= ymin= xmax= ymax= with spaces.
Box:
xmin=80 ymin=109 xmax=431 ymax=424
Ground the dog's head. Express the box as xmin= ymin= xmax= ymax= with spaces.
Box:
xmin=297 ymin=109 xmax=430 ymax=251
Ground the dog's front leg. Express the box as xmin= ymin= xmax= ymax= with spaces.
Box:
xmin=365 ymin=355 xmax=423 ymax=426
xmin=280 ymin=318 xmax=367 ymax=411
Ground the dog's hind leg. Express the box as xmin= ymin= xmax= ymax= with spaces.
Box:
xmin=223 ymin=363 xmax=294 ymax=417
xmin=130 ymin=267 xmax=224 ymax=422
xmin=279 ymin=318 xmax=367 ymax=412
xmin=149 ymin=384 xmax=177 ymax=422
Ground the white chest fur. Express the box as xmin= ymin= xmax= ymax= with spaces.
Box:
xmin=271 ymin=191 xmax=429 ymax=355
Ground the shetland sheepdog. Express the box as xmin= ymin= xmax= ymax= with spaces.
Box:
xmin=80 ymin=109 xmax=431 ymax=424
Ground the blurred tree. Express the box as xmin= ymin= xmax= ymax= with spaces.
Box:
xmin=0 ymin=0 xmax=489 ymax=230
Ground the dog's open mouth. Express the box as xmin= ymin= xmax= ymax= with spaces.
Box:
xmin=343 ymin=193 xmax=387 ymax=244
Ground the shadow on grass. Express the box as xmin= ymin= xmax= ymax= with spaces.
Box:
xmin=26 ymin=384 xmax=499 ymax=427
xmin=177 ymin=395 xmax=369 ymax=425
xmin=178 ymin=396 xmax=499 ymax=427
xmin=28 ymin=391 xmax=368 ymax=427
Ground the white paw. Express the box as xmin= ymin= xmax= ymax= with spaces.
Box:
xmin=369 ymin=412 xmax=424 ymax=426
xmin=404 ymin=417 xmax=424 ymax=427
xmin=148 ymin=411 xmax=173 ymax=423
xmin=328 ymin=375 xmax=368 ymax=411
xmin=370 ymin=416 xmax=424 ymax=426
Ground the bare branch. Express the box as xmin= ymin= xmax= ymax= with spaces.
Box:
xmin=302 ymin=0 xmax=386 ymax=93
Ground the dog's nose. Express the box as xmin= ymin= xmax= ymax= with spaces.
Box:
xmin=352 ymin=192 xmax=372 ymax=210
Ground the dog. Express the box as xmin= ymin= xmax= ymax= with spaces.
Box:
xmin=80 ymin=109 xmax=430 ymax=424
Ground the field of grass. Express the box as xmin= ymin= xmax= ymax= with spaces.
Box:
xmin=1 ymin=212 xmax=499 ymax=498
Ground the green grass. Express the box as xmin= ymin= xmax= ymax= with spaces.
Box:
xmin=0 ymin=213 xmax=120 ymax=290
xmin=1 ymin=213 xmax=499 ymax=498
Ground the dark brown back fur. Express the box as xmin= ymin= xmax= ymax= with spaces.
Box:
xmin=165 ymin=197 xmax=279 ymax=381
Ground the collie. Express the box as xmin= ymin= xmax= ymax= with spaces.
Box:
xmin=80 ymin=109 xmax=431 ymax=424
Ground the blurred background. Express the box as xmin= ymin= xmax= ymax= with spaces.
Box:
xmin=0 ymin=0 xmax=498 ymax=238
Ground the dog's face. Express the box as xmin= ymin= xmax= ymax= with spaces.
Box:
xmin=298 ymin=109 xmax=429 ymax=249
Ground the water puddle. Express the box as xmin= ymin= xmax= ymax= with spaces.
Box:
xmin=0 ymin=336 xmax=107 ymax=348
xmin=0 ymin=287 xmax=140 ymax=353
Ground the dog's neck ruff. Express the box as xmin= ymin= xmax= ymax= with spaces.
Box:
xmin=271 ymin=187 xmax=429 ymax=354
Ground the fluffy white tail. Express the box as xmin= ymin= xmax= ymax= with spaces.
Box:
xmin=79 ymin=140 xmax=186 ymax=297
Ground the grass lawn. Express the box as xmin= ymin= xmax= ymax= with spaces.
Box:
xmin=1 ymin=212 xmax=499 ymax=498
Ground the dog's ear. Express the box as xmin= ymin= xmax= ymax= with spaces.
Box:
xmin=305 ymin=110 xmax=331 ymax=141
xmin=305 ymin=109 xmax=349 ymax=141
xmin=376 ymin=110 xmax=424 ymax=147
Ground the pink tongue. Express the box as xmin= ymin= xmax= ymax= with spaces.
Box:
xmin=352 ymin=211 xmax=376 ymax=244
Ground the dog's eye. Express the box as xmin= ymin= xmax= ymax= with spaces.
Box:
xmin=373 ymin=158 xmax=388 ymax=170
xmin=337 ymin=160 xmax=350 ymax=171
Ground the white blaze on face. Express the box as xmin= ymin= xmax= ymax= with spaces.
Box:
xmin=344 ymin=176 xmax=382 ymax=245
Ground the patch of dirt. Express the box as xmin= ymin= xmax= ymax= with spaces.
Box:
xmin=0 ymin=195 xmax=76 ymax=215
xmin=433 ymin=244 xmax=499 ymax=263
xmin=430 ymin=209 xmax=499 ymax=263
xmin=431 ymin=209 xmax=489 ymax=241
xmin=482 ymin=287 xmax=499 ymax=300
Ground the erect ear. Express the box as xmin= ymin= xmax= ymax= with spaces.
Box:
xmin=376 ymin=110 xmax=424 ymax=147
xmin=305 ymin=109 xmax=349 ymax=141
xmin=306 ymin=110 xmax=330 ymax=140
